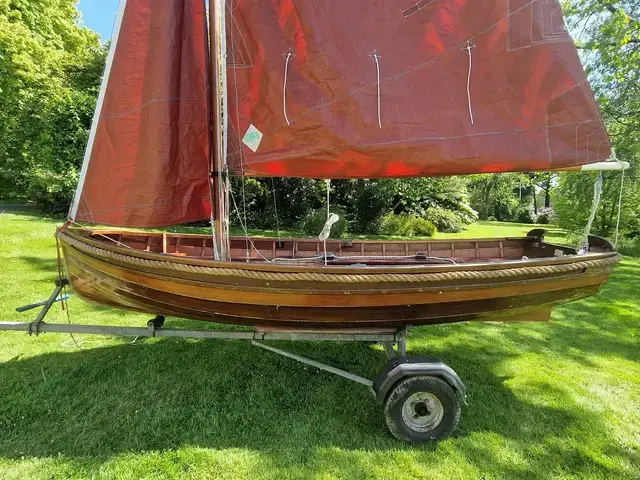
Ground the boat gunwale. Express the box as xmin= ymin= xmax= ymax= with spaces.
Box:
xmin=58 ymin=227 xmax=620 ymax=275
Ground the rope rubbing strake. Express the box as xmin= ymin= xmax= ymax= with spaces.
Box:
xmin=61 ymin=233 xmax=620 ymax=285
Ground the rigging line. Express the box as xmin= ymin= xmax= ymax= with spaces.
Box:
xmin=228 ymin=0 xmax=250 ymax=261
xmin=239 ymin=172 xmax=250 ymax=262
xmin=271 ymin=178 xmax=281 ymax=241
xmin=463 ymin=41 xmax=475 ymax=125
xmin=55 ymin=239 xmax=81 ymax=348
xmin=614 ymin=167 xmax=625 ymax=247
xmin=283 ymin=50 xmax=295 ymax=125
xmin=370 ymin=51 xmax=382 ymax=128
xmin=228 ymin=183 xmax=273 ymax=263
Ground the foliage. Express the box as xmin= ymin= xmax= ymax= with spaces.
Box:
xmin=617 ymin=237 xmax=640 ymax=256
xmin=391 ymin=177 xmax=477 ymax=224
xmin=553 ymin=169 xmax=638 ymax=240
xmin=536 ymin=207 xmax=556 ymax=225
xmin=301 ymin=208 xmax=348 ymax=239
xmin=423 ymin=207 xmax=465 ymax=233
xmin=557 ymin=1 xmax=640 ymax=242
xmin=380 ymin=213 xmax=436 ymax=237
xmin=0 ymin=0 xmax=105 ymax=208
xmin=27 ymin=169 xmax=79 ymax=213
xmin=331 ymin=179 xmax=396 ymax=234
xmin=514 ymin=206 xmax=537 ymax=224
xmin=412 ymin=217 xmax=437 ymax=236
xmin=231 ymin=178 xmax=474 ymax=236
xmin=229 ymin=177 xmax=325 ymax=231
xmin=468 ymin=173 xmax=529 ymax=221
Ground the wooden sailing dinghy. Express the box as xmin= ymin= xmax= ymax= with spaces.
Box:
xmin=58 ymin=227 xmax=620 ymax=328
xmin=57 ymin=0 xmax=624 ymax=330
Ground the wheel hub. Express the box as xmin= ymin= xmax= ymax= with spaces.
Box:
xmin=401 ymin=392 xmax=444 ymax=432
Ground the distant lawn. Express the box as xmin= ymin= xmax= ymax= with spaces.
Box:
xmin=0 ymin=209 xmax=638 ymax=479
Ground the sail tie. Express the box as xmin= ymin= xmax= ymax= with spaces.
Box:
xmin=370 ymin=50 xmax=382 ymax=128
xmin=463 ymin=41 xmax=475 ymax=125
xmin=283 ymin=49 xmax=295 ymax=125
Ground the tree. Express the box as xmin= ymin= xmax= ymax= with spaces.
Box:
xmin=0 ymin=0 xmax=104 ymax=209
xmin=468 ymin=173 xmax=529 ymax=221
xmin=554 ymin=1 xmax=640 ymax=246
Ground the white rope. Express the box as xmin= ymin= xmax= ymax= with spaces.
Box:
xmin=283 ymin=50 xmax=295 ymax=125
xmin=370 ymin=51 xmax=382 ymax=128
xmin=210 ymin=212 xmax=220 ymax=261
xmin=463 ymin=41 xmax=475 ymax=125
xmin=325 ymin=180 xmax=330 ymax=265
xmin=579 ymin=172 xmax=603 ymax=254
xmin=614 ymin=167 xmax=625 ymax=247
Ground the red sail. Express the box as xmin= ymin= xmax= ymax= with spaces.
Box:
xmin=226 ymin=0 xmax=611 ymax=178
xmin=72 ymin=0 xmax=211 ymax=227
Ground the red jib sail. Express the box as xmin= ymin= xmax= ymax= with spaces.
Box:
xmin=70 ymin=0 xmax=211 ymax=227
xmin=226 ymin=0 xmax=611 ymax=178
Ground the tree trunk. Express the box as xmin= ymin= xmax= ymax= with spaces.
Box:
xmin=544 ymin=175 xmax=551 ymax=208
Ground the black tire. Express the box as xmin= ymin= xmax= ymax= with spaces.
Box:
xmin=384 ymin=375 xmax=460 ymax=443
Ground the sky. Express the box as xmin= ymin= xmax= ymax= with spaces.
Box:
xmin=77 ymin=0 xmax=120 ymax=40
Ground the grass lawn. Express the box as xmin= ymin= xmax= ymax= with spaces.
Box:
xmin=0 ymin=209 xmax=638 ymax=479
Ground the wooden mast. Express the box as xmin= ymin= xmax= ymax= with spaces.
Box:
xmin=210 ymin=0 xmax=230 ymax=260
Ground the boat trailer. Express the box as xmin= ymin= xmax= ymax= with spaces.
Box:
xmin=0 ymin=279 xmax=467 ymax=443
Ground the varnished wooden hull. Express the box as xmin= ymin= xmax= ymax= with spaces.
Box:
xmin=57 ymin=228 xmax=620 ymax=329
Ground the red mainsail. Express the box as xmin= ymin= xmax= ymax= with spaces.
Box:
xmin=226 ymin=0 xmax=611 ymax=178
xmin=71 ymin=0 xmax=211 ymax=227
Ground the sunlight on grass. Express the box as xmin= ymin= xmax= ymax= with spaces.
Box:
xmin=0 ymin=209 xmax=638 ymax=479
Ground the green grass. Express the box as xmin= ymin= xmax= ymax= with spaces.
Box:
xmin=0 ymin=210 xmax=638 ymax=479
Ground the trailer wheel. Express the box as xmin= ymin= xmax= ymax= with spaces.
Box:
xmin=384 ymin=375 xmax=460 ymax=443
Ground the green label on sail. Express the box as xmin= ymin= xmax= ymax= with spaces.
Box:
xmin=242 ymin=124 xmax=263 ymax=153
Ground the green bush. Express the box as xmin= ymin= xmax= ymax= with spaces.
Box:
xmin=28 ymin=170 xmax=78 ymax=214
xmin=537 ymin=207 xmax=556 ymax=225
xmin=424 ymin=207 xmax=465 ymax=233
xmin=380 ymin=213 xmax=406 ymax=236
xmin=514 ymin=206 xmax=537 ymax=224
xmin=412 ymin=217 xmax=437 ymax=236
xmin=301 ymin=209 xmax=348 ymax=238
xmin=380 ymin=213 xmax=436 ymax=237
xmin=617 ymin=237 xmax=640 ymax=256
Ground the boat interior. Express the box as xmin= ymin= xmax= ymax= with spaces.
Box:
xmin=71 ymin=228 xmax=613 ymax=266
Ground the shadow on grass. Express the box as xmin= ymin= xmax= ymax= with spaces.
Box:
xmin=0 ymin=325 xmax=635 ymax=478
xmin=16 ymin=256 xmax=60 ymax=273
